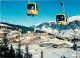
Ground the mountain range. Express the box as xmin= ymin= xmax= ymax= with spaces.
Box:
xmin=30 ymin=16 xmax=80 ymax=39
xmin=0 ymin=22 xmax=45 ymax=34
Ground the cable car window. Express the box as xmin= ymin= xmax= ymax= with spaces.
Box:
xmin=36 ymin=5 xmax=38 ymax=11
xmin=27 ymin=4 xmax=35 ymax=10
xmin=56 ymin=15 xmax=64 ymax=21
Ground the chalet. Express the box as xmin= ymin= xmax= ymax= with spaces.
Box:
xmin=27 ymin=33 xmax=49 ymax=37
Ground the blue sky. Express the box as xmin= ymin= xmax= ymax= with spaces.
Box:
xmin=1 ymin=0 xmax=80 ymax=26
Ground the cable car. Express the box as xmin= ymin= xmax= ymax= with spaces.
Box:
xmin=56 ymin=14 xmax=67 ymax=26
xmin=27 ymin=3 xmax=38 ymax=16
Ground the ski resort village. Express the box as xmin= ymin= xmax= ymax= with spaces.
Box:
xmin=0 ymin=16 xmax=80 ymax=58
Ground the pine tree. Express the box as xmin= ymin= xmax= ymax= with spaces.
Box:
xmin=61 ymin=55 xmax=66 ymax=58
xmin=16 ymin=39 xmax=23 ymax=58
xmin=24 ymin=45 xmax=32 ymax=58
xmin=0 ymin=49 xmax=3 ymax=57
xmin=2 ymin=37 xmax=10 ymax=57
xmin=8 ymin=44 xmax=15 ymax=57
xmin=41 ymin=50 xmax=43 ymax=58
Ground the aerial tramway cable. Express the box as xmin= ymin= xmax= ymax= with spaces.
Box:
xmin=36 ymin=0 xmax=54 ymax=20
xmin=59 ymin=0 xmax=65 ymax=14
xmin=56 ymin=1 xmax=62 ymax=13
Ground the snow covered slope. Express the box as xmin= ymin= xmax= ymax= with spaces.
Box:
xmin=0 ymin=23 xmax=11 ymax=27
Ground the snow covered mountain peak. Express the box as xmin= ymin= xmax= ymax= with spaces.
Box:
xmin=46 ymin=21 xmax=56 ymax=23
xmin=35 ymin=21 xmax=56 ymax=27
xmin=35 ymin=23 xmax=41 ymax=27
xmin=0 ymin=23 xmax=11 ymax=27
xmin=67 ymin=16 xmax=80 ymax=23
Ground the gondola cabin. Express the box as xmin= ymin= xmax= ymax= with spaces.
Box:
xmin=27 ymin=3 xmax=38 ymax=16
xmin=56 ymin=14 xmax=67 ymax=26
